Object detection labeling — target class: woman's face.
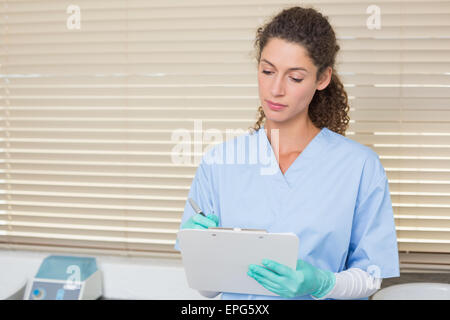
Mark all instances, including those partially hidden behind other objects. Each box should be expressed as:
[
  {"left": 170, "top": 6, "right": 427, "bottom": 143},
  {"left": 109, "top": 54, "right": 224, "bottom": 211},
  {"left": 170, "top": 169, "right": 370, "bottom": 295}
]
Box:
[{"left": 257, "top": 37, "right": 331, "bottom": 125}]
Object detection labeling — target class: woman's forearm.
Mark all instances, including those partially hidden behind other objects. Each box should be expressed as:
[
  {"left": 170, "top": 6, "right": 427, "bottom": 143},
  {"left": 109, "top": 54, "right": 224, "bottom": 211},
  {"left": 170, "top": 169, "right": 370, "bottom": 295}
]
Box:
[{"left": 314, "top": 268, "right": 382, "bottom": 300}]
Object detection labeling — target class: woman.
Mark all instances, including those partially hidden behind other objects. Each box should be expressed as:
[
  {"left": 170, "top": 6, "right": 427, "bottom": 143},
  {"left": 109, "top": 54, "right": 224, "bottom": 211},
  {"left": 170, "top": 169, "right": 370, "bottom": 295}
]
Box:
[{"left": 175, "top": 6, "right": 399, "bottom": 300}]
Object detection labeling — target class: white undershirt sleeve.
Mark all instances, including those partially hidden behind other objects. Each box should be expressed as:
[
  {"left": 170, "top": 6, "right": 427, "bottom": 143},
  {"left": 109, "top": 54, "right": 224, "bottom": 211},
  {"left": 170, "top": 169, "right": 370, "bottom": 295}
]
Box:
[{"left": 313, "top": 268, "right": 382, "bottom": 300}]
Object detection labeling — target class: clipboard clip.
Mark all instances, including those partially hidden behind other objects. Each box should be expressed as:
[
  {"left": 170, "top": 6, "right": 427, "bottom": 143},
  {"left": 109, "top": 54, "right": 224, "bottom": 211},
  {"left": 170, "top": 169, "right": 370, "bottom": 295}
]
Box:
[{"left": 209, "top": 227, "right": 267, "bottom": 233}]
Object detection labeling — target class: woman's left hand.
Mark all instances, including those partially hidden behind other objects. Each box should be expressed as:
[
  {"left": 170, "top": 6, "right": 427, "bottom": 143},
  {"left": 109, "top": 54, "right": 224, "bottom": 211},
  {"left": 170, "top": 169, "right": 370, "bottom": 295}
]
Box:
[{"left": 247, "top": 259, "right": 336, "bottom": 298}]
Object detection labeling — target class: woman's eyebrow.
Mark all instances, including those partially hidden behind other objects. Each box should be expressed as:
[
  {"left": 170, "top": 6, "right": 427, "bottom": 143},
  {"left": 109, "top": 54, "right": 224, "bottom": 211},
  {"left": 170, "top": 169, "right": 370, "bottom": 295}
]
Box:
[{"left": 261, "top": 58, "right": 308, "bottom": 73}]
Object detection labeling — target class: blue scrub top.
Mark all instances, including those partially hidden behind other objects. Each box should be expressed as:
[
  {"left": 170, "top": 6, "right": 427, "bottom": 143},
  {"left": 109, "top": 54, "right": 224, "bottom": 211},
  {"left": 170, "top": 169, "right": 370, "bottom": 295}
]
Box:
[{"left": 175, "top": 125, "right": 400, "bottom": 300}]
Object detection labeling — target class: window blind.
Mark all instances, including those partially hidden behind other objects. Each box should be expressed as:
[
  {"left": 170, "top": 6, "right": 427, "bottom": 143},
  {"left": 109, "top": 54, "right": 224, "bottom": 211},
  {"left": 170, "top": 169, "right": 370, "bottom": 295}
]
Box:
[{"left": 1, "top": 0, "right": 449, "bottom": 269}]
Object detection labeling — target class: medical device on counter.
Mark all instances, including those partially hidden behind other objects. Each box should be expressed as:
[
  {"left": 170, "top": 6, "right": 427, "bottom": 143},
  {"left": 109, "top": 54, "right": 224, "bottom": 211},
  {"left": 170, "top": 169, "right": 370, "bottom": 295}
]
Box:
[{"left": 24, "top": 255, "right": 102, "bottom": 300}]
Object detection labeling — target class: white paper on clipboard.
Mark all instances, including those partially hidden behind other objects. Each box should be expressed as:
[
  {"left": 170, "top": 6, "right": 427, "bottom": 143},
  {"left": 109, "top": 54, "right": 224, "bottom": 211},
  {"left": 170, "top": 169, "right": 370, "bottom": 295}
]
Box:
[{"left": 177, "top": 228, "right": 299, "bottom": 296}]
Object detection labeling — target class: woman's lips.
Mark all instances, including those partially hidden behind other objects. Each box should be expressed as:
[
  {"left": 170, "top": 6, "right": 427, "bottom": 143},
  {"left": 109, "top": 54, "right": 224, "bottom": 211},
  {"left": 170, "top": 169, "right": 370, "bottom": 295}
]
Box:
[{"left": 266, "top": 100, "right": 287, "bottom": 111}]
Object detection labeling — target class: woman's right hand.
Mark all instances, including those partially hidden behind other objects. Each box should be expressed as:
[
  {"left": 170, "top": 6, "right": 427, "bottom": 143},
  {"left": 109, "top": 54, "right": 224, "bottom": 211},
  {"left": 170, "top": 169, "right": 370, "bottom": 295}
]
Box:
[{"left": 181, "top": 213, "right": 219, "bottom": 230}]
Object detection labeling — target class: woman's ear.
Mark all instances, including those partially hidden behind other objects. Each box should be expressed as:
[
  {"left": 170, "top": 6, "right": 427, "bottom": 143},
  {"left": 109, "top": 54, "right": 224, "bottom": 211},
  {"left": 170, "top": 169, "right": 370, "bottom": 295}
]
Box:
[{"left": 316, "top": 66, "right": 333, "bottom": 91}]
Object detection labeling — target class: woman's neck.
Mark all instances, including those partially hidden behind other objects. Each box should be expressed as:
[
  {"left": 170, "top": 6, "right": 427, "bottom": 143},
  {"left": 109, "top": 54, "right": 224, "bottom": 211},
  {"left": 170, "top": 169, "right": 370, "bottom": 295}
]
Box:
[{"left": 264, "top": 116, "right": 321, "bottom": 155}]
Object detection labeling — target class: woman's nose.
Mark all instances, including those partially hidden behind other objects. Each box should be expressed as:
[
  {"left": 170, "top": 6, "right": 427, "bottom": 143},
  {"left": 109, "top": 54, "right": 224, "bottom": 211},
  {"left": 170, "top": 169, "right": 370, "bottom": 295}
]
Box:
[{"left": 271, "top": 76, "right": 285, "bottom": 96}]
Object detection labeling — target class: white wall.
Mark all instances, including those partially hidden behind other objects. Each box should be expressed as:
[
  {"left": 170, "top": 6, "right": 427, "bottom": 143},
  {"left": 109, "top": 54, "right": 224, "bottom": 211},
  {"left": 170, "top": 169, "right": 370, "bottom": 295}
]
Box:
[{"left": 0, "top": 249, "right": 215, "bottom": 300}]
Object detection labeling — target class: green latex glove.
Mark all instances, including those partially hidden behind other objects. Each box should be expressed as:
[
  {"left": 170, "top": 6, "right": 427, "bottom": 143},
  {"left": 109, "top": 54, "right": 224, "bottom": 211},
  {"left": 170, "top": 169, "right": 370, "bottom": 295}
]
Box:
[
  {"left": 181, "top": 213, "right": 219, "bottom": 230},
  {"left": 247, "top": 259, "right": 336, "bottom": 299}
]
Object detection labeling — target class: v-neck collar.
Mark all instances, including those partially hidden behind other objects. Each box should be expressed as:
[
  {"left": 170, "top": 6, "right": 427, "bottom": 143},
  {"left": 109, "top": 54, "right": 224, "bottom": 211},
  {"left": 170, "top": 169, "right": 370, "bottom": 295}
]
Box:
[{"left": 258, "top": 124, "right": 328, "bottom": 190}]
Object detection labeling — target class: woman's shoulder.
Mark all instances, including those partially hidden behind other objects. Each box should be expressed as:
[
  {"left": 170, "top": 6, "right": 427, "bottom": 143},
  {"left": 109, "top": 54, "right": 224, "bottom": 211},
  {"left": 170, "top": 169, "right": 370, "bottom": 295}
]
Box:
[
  {"left": 322, "top": 127, "right": 381, "bottom": 163},
  {"left": 322, "top": 128, "right": 387, "bottom": 183}
]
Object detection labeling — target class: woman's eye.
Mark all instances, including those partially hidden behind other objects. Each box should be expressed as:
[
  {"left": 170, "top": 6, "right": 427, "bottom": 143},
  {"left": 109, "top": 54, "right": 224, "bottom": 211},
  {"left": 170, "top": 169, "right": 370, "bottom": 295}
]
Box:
[{"left": 262, "top": 70, "right": 302, "bottom": 83}]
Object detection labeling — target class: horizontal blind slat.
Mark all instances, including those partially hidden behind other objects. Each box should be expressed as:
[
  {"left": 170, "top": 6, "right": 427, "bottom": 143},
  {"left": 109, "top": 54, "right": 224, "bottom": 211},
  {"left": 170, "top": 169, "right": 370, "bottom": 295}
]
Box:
[{"left": 0, "top": 0, "right": 443, "bottom": 13}]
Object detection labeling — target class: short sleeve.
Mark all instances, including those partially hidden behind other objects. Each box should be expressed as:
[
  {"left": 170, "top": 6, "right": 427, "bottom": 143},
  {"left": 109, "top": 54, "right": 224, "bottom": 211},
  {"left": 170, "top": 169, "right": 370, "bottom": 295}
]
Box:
[
  {"left": 173, "top": 152, "right": 219, "bottom": 251},
  {"left": 346, "top": 151, "right": 400, "bottom": 279}
]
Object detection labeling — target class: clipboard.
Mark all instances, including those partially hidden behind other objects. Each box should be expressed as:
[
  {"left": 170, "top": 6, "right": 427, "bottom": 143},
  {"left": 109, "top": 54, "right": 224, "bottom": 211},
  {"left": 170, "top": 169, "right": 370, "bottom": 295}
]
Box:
[{"left": 177, "top": 228, "right": 299, "bottom": 296}]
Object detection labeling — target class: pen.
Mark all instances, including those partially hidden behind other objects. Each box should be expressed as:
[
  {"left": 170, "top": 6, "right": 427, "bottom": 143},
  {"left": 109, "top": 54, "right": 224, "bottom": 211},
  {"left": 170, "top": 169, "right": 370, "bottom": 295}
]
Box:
[{"left": 188, "top": 198, "right": 206, "bottom": 217}]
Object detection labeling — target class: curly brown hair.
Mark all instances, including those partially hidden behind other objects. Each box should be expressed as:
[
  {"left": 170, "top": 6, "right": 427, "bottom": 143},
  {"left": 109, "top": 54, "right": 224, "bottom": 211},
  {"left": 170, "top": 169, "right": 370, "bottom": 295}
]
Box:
[{"left": 248, "top": 6, "right": 350, "bottom": 136}]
